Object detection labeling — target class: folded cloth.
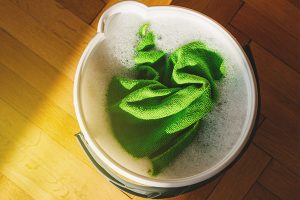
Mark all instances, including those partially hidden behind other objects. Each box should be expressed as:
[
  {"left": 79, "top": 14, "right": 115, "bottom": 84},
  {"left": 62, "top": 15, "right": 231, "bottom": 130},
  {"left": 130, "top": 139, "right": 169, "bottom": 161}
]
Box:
[{"left": 107, "top": 23, "right": 225, "bottom": 175}]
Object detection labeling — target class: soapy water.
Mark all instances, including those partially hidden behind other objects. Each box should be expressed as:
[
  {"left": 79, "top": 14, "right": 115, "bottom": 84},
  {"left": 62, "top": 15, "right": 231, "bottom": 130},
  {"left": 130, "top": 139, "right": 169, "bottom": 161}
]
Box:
[{"left": 80, "top": 12, "right": 250, "bottom": 179}]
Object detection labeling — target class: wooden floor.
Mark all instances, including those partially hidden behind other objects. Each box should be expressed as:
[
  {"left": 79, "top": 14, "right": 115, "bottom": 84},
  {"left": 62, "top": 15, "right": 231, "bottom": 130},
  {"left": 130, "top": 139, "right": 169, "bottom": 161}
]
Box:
[{"left": 0, "top": 0, "right": 299, "bottom": 199}]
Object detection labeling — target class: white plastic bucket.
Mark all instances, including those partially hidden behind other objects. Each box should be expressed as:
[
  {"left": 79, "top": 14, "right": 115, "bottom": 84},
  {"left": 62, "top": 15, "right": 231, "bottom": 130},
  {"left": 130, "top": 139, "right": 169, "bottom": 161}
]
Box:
[{"left": 74, "top": 1, "right": 258, "bottom": 198}]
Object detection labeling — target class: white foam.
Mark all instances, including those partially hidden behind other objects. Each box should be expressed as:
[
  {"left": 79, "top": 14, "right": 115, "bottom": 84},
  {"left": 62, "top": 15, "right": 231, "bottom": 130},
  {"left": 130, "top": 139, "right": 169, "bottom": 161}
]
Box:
[{"left": 80, "top": 12, "right": 250, "bottom": 179}]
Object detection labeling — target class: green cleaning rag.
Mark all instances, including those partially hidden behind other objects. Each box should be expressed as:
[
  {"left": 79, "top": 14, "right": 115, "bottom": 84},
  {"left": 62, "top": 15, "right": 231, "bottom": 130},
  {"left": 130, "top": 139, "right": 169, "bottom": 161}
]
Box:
[{"left": 106, "top": 23, "right": 225, "bottom": 175}]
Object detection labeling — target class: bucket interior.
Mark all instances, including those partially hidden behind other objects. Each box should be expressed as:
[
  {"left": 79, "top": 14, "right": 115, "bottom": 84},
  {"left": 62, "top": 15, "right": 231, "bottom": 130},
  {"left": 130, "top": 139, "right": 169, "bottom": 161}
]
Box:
[{"left": 76, "top": 5, "right": 256, "bottom": 183}]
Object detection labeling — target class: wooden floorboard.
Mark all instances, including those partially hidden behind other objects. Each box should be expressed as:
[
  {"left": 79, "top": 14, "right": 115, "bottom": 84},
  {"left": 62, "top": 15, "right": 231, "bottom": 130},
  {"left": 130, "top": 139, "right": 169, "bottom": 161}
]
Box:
[
  {"left": 185, "top": 177, "right": 222, "bottom": 200},
  {"left": 243, "top": 183, "right": 279, "bottom": 200},
  {"left": 250, "top": 42, "right": 300, "bottom": 105},
  {"left": 0, "top": 63, "right": 86, "bottom": 163},
  {"left": 1, "top": 0, "right": 299, "bottom": 199},
  {"left": 288, "top": 0, "right": 300, "bottom": 9},
  {"left": 0, "top": 1, "right": 81, "bottom": 80},
  {"left": 231, "top": 3, "right": 300, "bottom": 72},
  {"left": 172, "top": 0, "right": 243, "bottom": 26},
  {"left": 0, "top": 174, "right": 33, "bottom": 200},
  {"left": 260, "top": 78, "right": 299, "bottom": 134},
  {"left": 200, "top": 0, "right": 243, "bottom": 26},
  {"left": 0, "top": 29, "right": 75, "bottom": 117},
  {"left": 258, "top": 160, "right": 300, "bottom": 200},
  {"left": 245, "top": 0, "right": 300, "bottom": 40},
  {"left": 171, "top": 0, "right": 212, "bottom": 14},
  {"left": 206, "top": 144, "right": 271, "bottom": 200},
  {"left": 254, "top": 119, "right": 300, "bottom": 176},
  {"left": 169, "top": 176, "right": 222, "bottom": 200},
  {"left": 56, "top": 0, "right": 106, "bottom": 24},
  {"left": 10, "top": 0, "right": 96, "bottom": 50},
  {"left": 0, "top": 99, "right": 129, "bottom": 200},
  {"left": 226, "top": 25, "right": 250, "bottom": 46}
]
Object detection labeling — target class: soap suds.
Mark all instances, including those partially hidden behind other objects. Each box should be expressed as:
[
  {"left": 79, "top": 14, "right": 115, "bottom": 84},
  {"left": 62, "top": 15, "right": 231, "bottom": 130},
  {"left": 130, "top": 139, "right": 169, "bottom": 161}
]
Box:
[{"left": 80, "top": 12, "right": 250, "bottom": 179}]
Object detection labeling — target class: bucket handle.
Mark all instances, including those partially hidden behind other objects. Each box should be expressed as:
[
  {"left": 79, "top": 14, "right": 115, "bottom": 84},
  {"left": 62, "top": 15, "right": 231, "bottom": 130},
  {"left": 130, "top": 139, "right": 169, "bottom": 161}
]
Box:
[{"left": 97, "top": 1, "right": 148, "bottom": 33}]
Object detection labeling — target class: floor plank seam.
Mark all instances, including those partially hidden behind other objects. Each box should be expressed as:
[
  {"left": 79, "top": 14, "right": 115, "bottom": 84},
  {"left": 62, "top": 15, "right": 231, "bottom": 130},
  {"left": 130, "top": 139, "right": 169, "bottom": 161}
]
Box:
[
  {"left": 245, "top": 38, "right": 252, "bottom": 47},
  {"left": 254, "top": 154, "right": 273, "bottom": 183},
  {"left": 0, "top": 27, "right": 74, "bottom": 82},
  {"left": 242, "top": 0, "right": 300, "bottom": 41},
  {"left": 240, "top": 180, "right": 257, "bottom": 200},
  {"left": 89, "top": 1, "right": 107, "bottom": 26},
  {"left": 229, "top": 25, "right": 300, "bottom": 75},
  {"left": 8, "top": 0, "right": 92, "bottom": 54},
  {"left": 238, "top": 143, "right": 273, "bottom": 199},
  {"left": 204, "top": 174, "right": 225, "bottom": 200},
  {"left": 240, "top": 177, "right": 280, "bottom": 200},
  {"left": 0, "top": 97, "right": 106, "bottom": 188},
  {"left": 248, "top": 4, "right": 300, "bottom": 41},
  {"left": 257, "top": 115, "right": 266, "bottom": 129},
  {"left": 226, "top": 0, "right": 245, "bottom": 26},
  {"left": 261, "top": 80, "right": 299, "bottom": 108},
  {"left": 1, "top": 1, "right": 299, "bottom": 199},
  {"left": 55, "top": 0, "right": 106, "bottom": 24},
  {"left": 0, "top": 90, "right": 82, "bottom": 164},
  {"left": 253, "top": 114, "right": 266, "bottom": 131},
  {"left": 253, "top": 118, "right": 300, "bottom": 177},
  {"left": 229, "top": 24, "right": 252, "bottom": 45},
  {"left": 271, "top": 158, "right": 300, "bottom": 178},
  {"left": 10, "top": 1, "right": 55, "bottom": 29},
  {"left": 0, "top": 64, "right": 77, "bottom": 122},
  {"left": 251, "top": 142, "right": 274, "bottom": 161},
  {"left": 257, "top": 181, "right": 281, "bottom": 199}
]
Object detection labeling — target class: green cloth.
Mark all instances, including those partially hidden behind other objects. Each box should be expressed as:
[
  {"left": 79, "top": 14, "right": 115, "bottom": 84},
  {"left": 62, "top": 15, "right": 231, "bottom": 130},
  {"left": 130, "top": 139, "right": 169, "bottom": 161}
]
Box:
[{"left": 106, "top": 24, "right": 225, "bottom": 175}]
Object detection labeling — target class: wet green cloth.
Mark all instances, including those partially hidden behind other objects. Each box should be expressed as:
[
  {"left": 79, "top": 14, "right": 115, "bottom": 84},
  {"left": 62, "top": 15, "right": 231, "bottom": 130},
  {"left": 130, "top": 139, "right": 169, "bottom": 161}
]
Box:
[{"left": 107, "top": 24, "right": 225, "bottom": 175}]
